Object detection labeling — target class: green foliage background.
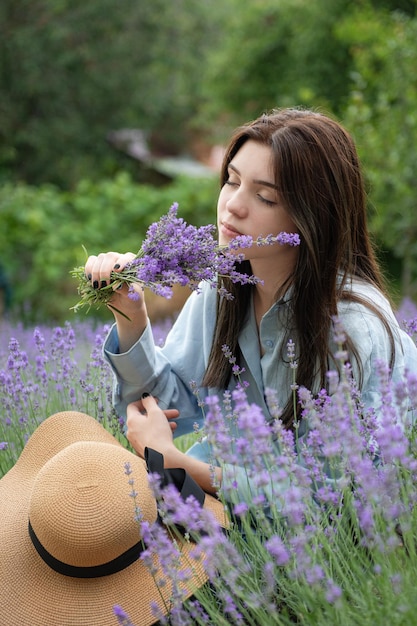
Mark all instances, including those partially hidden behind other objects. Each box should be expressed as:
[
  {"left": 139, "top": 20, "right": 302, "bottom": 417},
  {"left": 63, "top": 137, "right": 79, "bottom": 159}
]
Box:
[
  {"left": 0, "top": 174, "right": 218, "bottom": 323},
  {"left": 0, "top": 0, "right": 416, "bottom": 322}
]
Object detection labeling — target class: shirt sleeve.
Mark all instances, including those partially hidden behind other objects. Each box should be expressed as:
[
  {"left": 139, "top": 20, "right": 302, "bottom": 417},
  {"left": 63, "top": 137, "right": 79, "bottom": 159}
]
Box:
[{"left": 103, "top": 283, "right": 218, "bottom": 436}]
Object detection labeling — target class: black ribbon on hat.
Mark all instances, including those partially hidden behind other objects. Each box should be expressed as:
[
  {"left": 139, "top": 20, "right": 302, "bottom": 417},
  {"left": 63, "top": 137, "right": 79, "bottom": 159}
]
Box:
[
  {"left": 28, "top": 520, "right": 144, "bottom": 579},
  {"left": 28, "top": 447, "right": 206, "bottom": 578},
  {"left": 145, "top": 446, "right": 205, "bottom": 506},
  {"left": 145, "top": 446, "right": 207, "bottom": 534}
]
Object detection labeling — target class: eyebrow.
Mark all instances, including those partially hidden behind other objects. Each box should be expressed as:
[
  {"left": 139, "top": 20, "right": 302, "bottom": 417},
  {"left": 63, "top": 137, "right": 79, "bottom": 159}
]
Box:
[{"left": 228, "top": 163, "right": 279, "bottom": 190}]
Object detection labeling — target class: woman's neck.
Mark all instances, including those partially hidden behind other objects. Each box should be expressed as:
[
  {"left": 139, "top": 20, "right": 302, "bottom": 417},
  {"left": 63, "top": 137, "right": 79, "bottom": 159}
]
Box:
[
  {"left": 250, "top": 259, "right": 292, "bottom": 322},
  {"left": 253, "top": 287, "right": 272, "bottom": 329}
]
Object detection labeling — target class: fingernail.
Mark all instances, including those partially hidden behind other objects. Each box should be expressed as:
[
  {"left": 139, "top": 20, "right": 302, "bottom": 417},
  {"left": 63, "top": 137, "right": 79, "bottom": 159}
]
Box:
[
  {"left": 100, "top": 280, "right": 107, "bottom": 288},
  {"left": 114, "top": 263, "right": 121, "bottom": 269},
  {"left": 93, "top": 280, "right": 99, "bottom": 289},
  {"left": 87, "top": 273, "right": 92, "bottom": 281},
  {"left": 141, "top": 392, "right": 150, "bottom": 399}
]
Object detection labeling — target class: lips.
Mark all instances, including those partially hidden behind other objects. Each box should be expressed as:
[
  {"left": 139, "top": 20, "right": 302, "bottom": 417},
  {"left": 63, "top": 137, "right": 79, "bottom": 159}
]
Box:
[{"left": 220, "top": 221, "right": 243, "bottom": 238}]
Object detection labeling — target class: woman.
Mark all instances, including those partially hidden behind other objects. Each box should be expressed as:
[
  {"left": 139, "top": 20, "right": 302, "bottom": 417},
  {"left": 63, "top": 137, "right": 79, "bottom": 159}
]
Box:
[{"left": 85, "top": 108, "right": 417, "bottom": 501}]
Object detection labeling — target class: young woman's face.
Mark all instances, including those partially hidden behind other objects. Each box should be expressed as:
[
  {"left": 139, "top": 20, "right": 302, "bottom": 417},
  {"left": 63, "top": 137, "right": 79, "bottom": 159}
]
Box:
[{"left": 217, "top": 140, "right": 298, "bottom": 263}]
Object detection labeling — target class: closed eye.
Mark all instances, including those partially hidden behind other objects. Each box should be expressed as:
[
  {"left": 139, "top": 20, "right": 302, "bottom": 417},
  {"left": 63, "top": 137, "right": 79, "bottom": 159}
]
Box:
[{"left": 258, "top": 195, "right": 276, "bottom": 207}]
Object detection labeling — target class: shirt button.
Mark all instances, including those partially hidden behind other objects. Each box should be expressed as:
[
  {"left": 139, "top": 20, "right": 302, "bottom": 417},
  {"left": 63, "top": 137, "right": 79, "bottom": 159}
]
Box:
[{"left": 264, "top": 339, "right": 274, "bottom": 349}]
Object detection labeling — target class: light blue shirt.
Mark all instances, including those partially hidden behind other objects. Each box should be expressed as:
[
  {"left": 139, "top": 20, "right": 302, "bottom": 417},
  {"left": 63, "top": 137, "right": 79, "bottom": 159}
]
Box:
[{"left": 104, "top": 279, "right": 417, "bottom": 503}]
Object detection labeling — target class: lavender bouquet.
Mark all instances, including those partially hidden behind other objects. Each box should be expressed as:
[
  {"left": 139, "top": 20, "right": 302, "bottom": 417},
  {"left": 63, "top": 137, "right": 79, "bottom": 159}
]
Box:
[{"left": 71, "top": 202, "right": 300, "bottom": 315}]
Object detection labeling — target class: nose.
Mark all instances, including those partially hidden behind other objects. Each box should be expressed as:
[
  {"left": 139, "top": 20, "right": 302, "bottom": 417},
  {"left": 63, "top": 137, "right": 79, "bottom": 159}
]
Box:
[{"left": 225, "top": 186, "right": 248, "bottom": 217}]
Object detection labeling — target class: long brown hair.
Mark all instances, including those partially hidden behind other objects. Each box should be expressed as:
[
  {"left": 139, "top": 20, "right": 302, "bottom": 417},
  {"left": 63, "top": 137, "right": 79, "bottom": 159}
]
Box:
[{"left": 203, "top": 108, "right": 394, "bottom": 428}]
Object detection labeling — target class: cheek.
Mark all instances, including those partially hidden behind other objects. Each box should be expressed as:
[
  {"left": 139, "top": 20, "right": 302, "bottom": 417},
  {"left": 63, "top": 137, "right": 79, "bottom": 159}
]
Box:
[
  {"left": 286, "top": 215, "right": 298, "bottom": 234},
  {"left": 275, "top": 209, "right": 298, "bottom": 235},
  {"left": 216, "top": 188, "right": 227, "bottom": 220}
]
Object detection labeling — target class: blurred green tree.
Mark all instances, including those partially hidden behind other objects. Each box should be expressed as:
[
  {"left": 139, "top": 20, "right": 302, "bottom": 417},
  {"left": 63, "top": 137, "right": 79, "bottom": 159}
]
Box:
[
  {"left": 195, "top": 0, "right": 416, "bottom": 138},
  {"left": 341, "top": 6, "right": 417, "bottom": 296},
  {"left": 0, "top": 0, "right": 227, "bottom": 187},
  {"left": 195, "top": 0, "right": 357, "bottom": 137}
]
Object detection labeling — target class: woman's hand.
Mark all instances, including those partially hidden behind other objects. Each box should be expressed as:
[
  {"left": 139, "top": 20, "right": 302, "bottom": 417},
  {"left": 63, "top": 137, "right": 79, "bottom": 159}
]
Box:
[
  {"left": 126, "top": 394, "right": 179, "bottom": 460},
  {"left": 84, "top": 251, "right": 148, "bottom": 351},
  {"left": 85, "top": 251, "right": 135, "bottom": 290},
  {"left": 128, "top": 393, "right": 222, "bottom": 493}
]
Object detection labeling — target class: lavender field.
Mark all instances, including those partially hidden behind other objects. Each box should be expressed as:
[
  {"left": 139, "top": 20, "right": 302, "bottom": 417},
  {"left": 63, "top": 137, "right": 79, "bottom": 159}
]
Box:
[
  {"left": 2, "top": 302, "right": 417, "bottom": 625},
  {"left": 0, "top": 316, "right": 174, "bottom": 474}
]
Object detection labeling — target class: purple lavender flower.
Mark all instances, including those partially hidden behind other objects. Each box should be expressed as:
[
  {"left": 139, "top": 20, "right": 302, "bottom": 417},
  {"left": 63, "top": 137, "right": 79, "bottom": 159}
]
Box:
[
  {"left": 396, "top": 297, "right": 417, "bottom": 340},
  {"left": 128, "top": 203, "right": 263, "bottom": 300},
  {"left": 185, "top": 599, "right": 210, "bottom": 623},
  {"left": 325, "top": 580, "right": 342, "bottom": 604},
  {"left": 204, "top": 394, "right": 238, "bottom": 467},
  {"left": 233, "top": 502, "right": 249, "bottom": 517},
  {"left": 113, "top": 605, "right": 135, "bottom": 626},
  {"left": 71, "top": 202, "right": 300, "bottom": 312},
  {"left": 221, "top": 344, "right": 246, "bottom": 379},
  {"left": 403, "top": 317, "right": 417, "bottom": 342},
  {"left": 139, "top": 518, "right": 201, "bottom": 620},
  {"left": 265, "top": 534, "right": 291, "bottom": 566}
]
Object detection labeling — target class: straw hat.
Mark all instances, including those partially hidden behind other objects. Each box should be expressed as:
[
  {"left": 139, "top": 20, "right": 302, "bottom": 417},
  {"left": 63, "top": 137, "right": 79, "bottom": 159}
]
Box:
[{"left": 0, "top": 411, "right": 228, "bottom": 626}]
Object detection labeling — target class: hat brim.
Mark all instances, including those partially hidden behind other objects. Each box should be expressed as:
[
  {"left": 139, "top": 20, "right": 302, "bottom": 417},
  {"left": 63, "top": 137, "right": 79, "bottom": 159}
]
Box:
[{"left": 0, "top": 411, "right": 222, "bottom": 625}]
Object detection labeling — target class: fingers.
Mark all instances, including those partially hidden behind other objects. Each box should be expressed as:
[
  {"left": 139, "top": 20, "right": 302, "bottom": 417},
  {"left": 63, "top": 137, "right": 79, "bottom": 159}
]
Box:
[
  {"left": 84, "top": 252, "right": 135, "bottom": 288},
  {"left": 126, "top": 394, "right": 178, "bottom": 458},
  {"left": 131, "top": 394, "right": 180, "bottom": 420},
  {"left": 140, "top": 393, "right": 179, "bottom": 418},
  {"left": 138, "top": 392, "right": 158, "bottom": 412}
]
